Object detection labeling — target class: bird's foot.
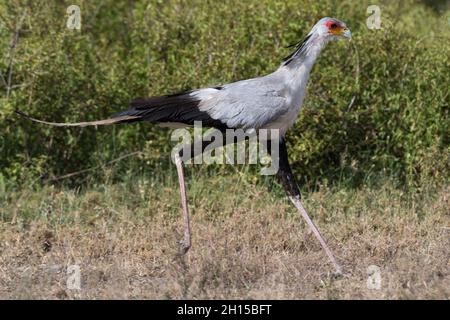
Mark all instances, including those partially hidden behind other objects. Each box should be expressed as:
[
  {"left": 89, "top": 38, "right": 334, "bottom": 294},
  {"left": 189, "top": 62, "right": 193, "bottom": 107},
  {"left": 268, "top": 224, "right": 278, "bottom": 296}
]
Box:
[
  {"left": 332, "top": 263, "right": 344, "bottom": 277},
  {"left": 177, "top": 240, "right": 191, "bottom": 256},
  {"left": 331, "top": 268, "right": 344, "bottom": 279}
]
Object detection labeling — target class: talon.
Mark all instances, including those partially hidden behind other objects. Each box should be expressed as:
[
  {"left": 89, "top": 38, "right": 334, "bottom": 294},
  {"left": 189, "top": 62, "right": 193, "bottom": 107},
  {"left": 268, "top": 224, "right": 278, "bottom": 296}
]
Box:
[
  {"left": 178, "top": 240, "right": 191, "bottom": 255},
  {"left": 331, "top": 268, "right": 344, "bottom": 279}
]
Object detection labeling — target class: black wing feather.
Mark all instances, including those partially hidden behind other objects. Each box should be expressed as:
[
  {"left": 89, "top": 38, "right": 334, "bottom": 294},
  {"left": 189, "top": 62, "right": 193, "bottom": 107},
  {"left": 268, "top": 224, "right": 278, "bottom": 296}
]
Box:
[{"left": 111, "top": 90, "right": 228, "bottom": 129}]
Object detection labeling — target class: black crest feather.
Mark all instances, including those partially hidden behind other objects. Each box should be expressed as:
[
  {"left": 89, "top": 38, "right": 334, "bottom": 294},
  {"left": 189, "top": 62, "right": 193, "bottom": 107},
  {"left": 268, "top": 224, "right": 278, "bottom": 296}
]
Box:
[{"left": 282, "top": 34, "right": 312, "bottom": 66}]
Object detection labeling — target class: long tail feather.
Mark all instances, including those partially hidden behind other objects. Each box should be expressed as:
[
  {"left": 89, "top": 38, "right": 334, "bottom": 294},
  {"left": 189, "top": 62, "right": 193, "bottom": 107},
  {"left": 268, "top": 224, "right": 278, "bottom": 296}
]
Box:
[{"left": 14, "top": 110, "right": 140, "bottom": 127}]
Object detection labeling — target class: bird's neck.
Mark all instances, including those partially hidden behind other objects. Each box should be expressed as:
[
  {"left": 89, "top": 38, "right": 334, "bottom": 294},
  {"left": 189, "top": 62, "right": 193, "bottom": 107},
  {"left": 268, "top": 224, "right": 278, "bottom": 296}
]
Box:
[
  {"left": 286, "top": 42, "right": 325, "bottom": 70},
  {"left": 278, "top": 35, "right": 328, "bottom": 97}
]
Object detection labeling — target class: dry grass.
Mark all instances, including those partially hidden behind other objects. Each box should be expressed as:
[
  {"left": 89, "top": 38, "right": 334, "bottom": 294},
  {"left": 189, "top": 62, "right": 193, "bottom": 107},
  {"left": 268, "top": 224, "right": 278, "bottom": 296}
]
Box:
[{"left": 0, "top": 175, "right": 449, "bottom": 299}]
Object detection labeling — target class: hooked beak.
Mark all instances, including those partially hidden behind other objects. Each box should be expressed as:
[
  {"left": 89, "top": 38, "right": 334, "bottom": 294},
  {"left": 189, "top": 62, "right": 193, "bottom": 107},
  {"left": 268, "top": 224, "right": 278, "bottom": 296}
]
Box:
[{"left": 342, "top": 28, "right": 352, "bottom": 39}]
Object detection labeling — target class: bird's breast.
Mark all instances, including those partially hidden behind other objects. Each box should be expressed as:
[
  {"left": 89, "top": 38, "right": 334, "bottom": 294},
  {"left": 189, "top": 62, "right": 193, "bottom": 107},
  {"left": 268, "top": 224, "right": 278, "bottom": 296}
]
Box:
[
  {"left": 263, "top": 71, "right": 310, "bottom": 136},
  {"left": 263, "top": 104, "right": 302, "bottom": 136}
]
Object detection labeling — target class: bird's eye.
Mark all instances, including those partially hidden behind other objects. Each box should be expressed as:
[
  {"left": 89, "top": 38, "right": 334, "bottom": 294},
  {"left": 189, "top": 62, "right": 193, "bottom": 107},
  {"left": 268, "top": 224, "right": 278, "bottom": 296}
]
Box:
[{"left": 330, "top": 23, "right": 338, "bottom": 29}]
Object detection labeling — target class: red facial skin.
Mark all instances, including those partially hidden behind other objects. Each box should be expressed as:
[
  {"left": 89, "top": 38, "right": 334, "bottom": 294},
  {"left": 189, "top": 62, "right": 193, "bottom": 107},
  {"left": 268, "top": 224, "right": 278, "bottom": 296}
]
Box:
[{"left": 325, "top": 20, "right": 344, "bottom": 35}]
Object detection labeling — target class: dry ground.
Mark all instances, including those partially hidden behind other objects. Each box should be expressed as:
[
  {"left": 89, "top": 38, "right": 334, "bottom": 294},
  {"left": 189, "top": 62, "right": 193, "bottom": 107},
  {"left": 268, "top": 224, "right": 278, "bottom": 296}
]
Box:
[{"left": 0, "top": 175, "right": 449, "bottom": 299}]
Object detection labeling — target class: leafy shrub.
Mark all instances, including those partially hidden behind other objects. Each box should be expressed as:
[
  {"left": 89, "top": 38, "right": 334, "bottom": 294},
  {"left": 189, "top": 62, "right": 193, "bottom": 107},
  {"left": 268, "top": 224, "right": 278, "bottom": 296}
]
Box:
[{"left": 0, "top": 0, "right": 448, "bottom": 188}]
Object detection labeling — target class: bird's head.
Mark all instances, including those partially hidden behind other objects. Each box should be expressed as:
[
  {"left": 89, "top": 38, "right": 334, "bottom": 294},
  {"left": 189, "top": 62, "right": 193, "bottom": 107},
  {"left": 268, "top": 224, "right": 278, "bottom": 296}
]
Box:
[
  {"left": 311, "top": 17, "right": 352, "bottom": 41},
  {"left": 282, "top": 17, "right": 351, "bottom": 66}
]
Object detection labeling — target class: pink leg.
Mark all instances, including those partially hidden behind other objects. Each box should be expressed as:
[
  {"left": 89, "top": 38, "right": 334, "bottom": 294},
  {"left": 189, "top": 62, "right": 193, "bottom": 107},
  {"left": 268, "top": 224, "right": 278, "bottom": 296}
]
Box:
[
  {"left": 289, "top": 195, "right": 342, "bottom": 274},
  {"left": 174, "top": 153, "right": 191, "bottom": 255}
]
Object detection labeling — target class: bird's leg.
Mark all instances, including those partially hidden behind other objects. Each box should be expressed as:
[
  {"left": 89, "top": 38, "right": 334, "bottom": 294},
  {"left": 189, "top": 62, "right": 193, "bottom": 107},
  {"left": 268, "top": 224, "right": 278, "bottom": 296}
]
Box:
[
  {"left": 269, "top": 139, "right": 343, "bottom": 274},
  {"left": 174, "top": 151, "right": 191, "bottom": 255},
  {"left": 173, "top": 139, "right": 220, "bottom": 255},
  {"left": 289, "top": 195, "right": 342, "bottom": 275}
]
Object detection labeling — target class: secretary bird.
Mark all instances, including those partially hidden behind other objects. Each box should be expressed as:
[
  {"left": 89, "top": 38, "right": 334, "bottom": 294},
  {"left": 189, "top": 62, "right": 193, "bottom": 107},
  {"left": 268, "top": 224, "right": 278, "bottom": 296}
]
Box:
[{"left": 16, "top": 17, "right": 352, "bottom": 274}]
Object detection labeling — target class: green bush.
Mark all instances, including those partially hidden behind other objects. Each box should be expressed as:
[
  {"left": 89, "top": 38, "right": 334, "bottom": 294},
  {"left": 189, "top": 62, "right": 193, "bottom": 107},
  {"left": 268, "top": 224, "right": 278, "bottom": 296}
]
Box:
[{"left": 0, "top": 0, "right": 448, "bottom": 188}]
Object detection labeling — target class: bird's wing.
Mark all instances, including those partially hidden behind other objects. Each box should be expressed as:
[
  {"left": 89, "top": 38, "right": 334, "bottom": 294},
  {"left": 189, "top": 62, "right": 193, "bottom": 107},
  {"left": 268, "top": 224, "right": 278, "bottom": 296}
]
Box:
[
  {"left": 111, "top": 88, "right": 229, "bottom": 129},
  {"left": 197, "top": 77, "right": 289, "bottom": 129},
  {"left": 113, "top": 76, "right": 289, "bottom": 130}
]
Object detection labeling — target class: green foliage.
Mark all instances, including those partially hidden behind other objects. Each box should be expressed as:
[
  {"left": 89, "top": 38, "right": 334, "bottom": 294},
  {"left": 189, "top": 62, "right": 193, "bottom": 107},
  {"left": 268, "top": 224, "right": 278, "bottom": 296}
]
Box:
[{"left": 0, "top": 0, "right": 448, "bottom": 188}]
